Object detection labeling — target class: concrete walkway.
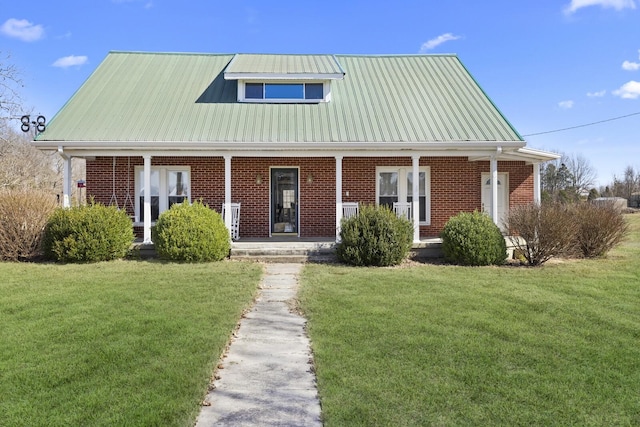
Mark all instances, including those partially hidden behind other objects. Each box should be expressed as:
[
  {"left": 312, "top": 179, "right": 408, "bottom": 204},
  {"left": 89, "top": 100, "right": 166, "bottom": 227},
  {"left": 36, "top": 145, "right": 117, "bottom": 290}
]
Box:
[{"left": 195, "top": 263, "right": 322, "bottom": 427}]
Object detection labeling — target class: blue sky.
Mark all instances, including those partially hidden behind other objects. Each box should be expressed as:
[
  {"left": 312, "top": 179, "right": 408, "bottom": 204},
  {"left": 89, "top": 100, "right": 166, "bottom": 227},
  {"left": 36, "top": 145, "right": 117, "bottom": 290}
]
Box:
[{"left": 2, "top": 0, "right": 639, "bottom": 187}]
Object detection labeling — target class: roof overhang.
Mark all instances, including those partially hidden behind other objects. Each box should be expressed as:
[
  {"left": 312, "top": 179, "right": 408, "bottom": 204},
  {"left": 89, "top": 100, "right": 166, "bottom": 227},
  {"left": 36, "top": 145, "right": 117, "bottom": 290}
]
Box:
[
  {"left": 468, "top": 146, "right": 560, "bottom": 163},
  {"left": 224, "top": 54, "right": 346, "bottom": 81},
  {"left": 224, "top": 72, "right": 345, "bottom": 80},
  {"left": 32, "top": 140, "right": 560, "bottom": 163}
]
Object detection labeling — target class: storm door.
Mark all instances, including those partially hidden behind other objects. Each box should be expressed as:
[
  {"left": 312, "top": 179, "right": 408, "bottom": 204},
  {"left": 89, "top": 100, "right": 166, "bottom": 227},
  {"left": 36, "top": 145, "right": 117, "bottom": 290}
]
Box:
[
  {"left": 481, "top": 172, "right": 509, "bottom": 230},
  {"left": 271, "top": 168, "right": 299, "bottom": 234}
]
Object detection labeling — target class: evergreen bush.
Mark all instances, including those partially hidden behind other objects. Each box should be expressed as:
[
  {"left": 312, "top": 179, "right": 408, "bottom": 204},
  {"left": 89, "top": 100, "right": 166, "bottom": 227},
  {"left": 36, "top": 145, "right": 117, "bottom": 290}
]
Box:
[
  {"left": 43, "top": 202, "right": 134, "bottom": 262},
  {"left": 440, "top": 211, "right": 507, "bottom": 266},
  {"left": 336, "top": 204, "right": 413, "bottom": 267},
  {"left": 153, "top": 200, "right": 230, "bottom": 262}
]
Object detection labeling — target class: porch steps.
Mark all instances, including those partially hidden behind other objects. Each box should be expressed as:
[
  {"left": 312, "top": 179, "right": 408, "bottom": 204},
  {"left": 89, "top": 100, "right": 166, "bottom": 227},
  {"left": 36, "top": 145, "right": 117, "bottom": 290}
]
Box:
[
  {"left": 230, "top": 241, "right": 337, "bottom": 263},
  {"left": 131, "top": 239, "right": 445, "bottom": 263}
]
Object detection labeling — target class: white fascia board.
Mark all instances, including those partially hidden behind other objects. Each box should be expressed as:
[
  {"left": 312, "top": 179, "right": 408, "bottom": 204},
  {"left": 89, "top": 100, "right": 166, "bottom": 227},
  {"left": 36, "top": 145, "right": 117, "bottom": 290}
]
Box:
[
  {"left": 46, "top": 143, "right": 525, "bottom": 160},
  {"left": 58, "top": 149, "right": 529, "bottom": 159},
  {"left": 517, "top": 147, "right": 561, "bottom": 161},
  {"left": 34, "top": 140, "right": 525, "bottom": 152},
  {"left": 224, "top": 72, "right": 345, "bottom": 80},
  {"left": 468, "top": 147, "right": 561, "bottom": 164},
  {"left": 469, "top": 148, "right": 560, "bottom": 163}
]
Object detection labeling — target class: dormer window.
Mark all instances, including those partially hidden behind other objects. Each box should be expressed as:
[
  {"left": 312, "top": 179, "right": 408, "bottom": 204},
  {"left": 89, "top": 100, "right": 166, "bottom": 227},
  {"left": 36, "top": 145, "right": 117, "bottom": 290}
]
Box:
[
  {"left": 244, "top": 82, "right": 325, "bottom": 101},
  {"left": 224, "top": 54, "right": 345, "bottom": 104}
]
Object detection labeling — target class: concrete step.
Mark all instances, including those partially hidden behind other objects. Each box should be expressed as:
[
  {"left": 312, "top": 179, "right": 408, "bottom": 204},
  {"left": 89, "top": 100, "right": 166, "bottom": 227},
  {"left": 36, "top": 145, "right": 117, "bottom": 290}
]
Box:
[
  {"left": 131, "top": 239, "right": 444, "bottom": 263},
  {"left": 230, "top": 241, "right": 336, "bottom": 263}
]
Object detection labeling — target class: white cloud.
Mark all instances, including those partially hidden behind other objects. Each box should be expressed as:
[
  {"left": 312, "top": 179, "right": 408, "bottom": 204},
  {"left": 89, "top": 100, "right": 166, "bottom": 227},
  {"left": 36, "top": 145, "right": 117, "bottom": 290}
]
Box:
[
  {"left": 587, "top": 90, "right": 607, "bottom": 97},
  {"left": 621, "top": 50, "right": 640, "bottom": 71},
  {"left": 564, "top": 0, "right": 636, "bottom": 14},
  {"left": 0, "top": 18, "right": 44, "bottom": 42},
  {"left": 419, "top": 33, "right": 462, "bottom": 53},
  {"left": 613, "top": 80, "right": 640, "bottom": 99},
  {"left": 52, "top": 55, "right": 88, "bottom": 68},
  {"left": 559, "top": 100, "right": 575, "bottom": 109}
]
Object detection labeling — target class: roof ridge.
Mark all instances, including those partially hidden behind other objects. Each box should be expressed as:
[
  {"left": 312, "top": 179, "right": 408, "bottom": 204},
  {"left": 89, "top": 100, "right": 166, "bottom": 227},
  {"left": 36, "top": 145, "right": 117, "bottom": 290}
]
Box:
[
  {"left": 106, "top": 51, "right": 459, "bottom": 58},
  {"left": 108, "top": 50, "right": 233, "bottom": 57}
]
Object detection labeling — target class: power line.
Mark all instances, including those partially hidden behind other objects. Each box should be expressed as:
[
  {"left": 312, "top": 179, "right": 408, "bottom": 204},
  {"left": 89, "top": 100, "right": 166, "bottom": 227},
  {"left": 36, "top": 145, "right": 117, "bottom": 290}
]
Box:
[{"left": 522, "top": 111, "right": 640, "bottom": 137}]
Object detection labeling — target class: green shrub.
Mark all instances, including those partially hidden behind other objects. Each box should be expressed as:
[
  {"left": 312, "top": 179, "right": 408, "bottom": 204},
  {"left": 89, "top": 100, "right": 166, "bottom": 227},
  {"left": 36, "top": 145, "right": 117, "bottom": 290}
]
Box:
[
  {"left": 153, "top": 200, "right": 230, "bottom": 262},
  {"left": 0, "top": 189, "right": 58, "bottom": 261},
  {"left": 336, "top": 204, "right": 413, "bottom": 267},
  {"left": 440, "top": 211, "right": 507, "bottom": 266},
  {"left": 43, "top": 202, "right": 134, "bottom": 262}
]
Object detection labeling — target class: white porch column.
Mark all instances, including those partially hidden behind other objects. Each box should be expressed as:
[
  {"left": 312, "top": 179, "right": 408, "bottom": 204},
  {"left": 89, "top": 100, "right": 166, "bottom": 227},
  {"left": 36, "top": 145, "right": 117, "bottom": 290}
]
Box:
[
  {"left": 143, "top": 155, "right": 152, "bottom": 244},
  {"left": 533, "top": 162, "right": 541, "bottom": 204},
  {"left": 59, "top": 148, "right": 72, "bottom": 208},
  {"left": 411, "top": 155, "right": 420, "bottom": 243},
  {"left": 490, "top": 155, "right": 499, "bottom": 226},
  {"left": 335, "top": 155, "right": 343, "bottom": 243},
  {"left": 224, "top": 155, "right": 232, "bottom": 235}
]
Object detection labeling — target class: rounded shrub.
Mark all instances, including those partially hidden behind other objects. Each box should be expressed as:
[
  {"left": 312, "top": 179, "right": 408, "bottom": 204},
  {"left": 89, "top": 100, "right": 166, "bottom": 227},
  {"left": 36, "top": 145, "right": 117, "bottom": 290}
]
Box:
[
  {"left": 336, "top": 204, "right": 413, "bottom": 267},
  {"left": 153, "top": 200, "right": 230, "bottom": 262},
  {"left": 43, "top": 202, "right": 134, "bottom": 262},
  {"left": 440, "top": 211, "right": 507, "bottom": 266}
]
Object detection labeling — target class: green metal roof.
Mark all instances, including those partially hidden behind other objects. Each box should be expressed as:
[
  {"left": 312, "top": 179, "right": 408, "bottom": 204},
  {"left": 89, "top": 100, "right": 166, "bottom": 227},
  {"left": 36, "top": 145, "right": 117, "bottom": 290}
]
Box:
[{"left": 38, "top": 52, "right": 524, "bottom": 144}]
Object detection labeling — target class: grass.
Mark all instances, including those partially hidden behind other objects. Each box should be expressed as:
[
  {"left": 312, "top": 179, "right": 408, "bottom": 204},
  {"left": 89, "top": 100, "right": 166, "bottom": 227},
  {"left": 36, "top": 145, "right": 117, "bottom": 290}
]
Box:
[
  {"left": 299, "top": 214, "right": 640, "bottom": 426},
  {"left": 0, "top": 260, "right": 262, "bottom": 427}
]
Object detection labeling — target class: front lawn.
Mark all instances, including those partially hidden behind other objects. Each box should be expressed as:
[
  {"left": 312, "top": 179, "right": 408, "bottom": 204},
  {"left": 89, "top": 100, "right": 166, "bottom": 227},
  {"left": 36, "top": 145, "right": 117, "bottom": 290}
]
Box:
[
  {"left": 0, "top": 260, "right": 262, "bottom": 427},
  {"left": 300, "top": 215, "right": 640, "bottom": 426}
]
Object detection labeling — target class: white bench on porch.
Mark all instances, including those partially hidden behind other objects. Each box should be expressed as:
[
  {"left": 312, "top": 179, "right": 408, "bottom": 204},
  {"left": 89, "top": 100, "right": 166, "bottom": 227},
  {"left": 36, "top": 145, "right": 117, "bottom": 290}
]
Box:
[
  {"left": 342, "top": 202, "right": 359, "bottom": 219},
  {"left": 393, "top": 202, "right": 412, "bottom": 220},
  {"left": 222, "top": 202, "right": 241, "bottom": 241}
]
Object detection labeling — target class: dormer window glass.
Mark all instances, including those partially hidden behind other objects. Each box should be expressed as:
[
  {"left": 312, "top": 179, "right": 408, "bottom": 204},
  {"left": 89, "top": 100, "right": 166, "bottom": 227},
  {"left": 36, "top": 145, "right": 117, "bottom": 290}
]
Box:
[
  {"left": 244, "top": 82, "right": 324, "bottom": 100},
  {"left": 245, "top": 83, "right": 263, "bottom": 99}
]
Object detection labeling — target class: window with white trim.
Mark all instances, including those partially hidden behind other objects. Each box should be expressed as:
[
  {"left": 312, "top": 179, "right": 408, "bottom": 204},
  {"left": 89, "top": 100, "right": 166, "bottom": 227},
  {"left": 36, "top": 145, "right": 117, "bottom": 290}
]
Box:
[
  {"left": 135, "top": 166, "right": 190, "bottom": 222},
  {"left": 239, "top": 81, "right": 329, "bottom": 103},
  {"left": 376, "top": 166, "right": 431, "bottom": 224}
]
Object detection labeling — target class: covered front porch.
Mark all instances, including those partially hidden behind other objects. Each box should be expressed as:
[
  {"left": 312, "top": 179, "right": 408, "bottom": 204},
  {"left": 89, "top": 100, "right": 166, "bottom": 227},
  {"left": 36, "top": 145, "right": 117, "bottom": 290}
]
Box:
[{"left": 55, "top": 145, "right": 557, "bottom": 245}]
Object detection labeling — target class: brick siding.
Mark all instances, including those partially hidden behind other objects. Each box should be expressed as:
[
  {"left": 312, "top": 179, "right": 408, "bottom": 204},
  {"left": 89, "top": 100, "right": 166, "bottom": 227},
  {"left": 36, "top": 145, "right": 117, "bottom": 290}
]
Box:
[{"left": 86, "top": 156, "right": 533, "bottom": 239}]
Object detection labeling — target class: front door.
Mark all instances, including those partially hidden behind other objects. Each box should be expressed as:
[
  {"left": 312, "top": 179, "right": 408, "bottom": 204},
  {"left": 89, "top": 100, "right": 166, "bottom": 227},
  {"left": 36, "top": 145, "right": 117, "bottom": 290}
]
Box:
[
  {"left": 481, "top": 172, "right": 508, "bottom": 229},
  {"left": 271, "top": 168, "right": 299, "bottom": 235}
]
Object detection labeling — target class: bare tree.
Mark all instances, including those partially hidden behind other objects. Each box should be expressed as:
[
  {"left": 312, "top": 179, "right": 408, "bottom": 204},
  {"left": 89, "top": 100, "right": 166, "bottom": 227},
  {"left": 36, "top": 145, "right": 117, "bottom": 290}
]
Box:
[
  {"left": 0, "top": 52, "right": 23, "bottom": 121},
  {"left": 0, "top": 127, "right": 59, "bottom": 190},
  {"left": 541, "top": 151, "right": 598, "bottom": 202},
  {"left": 0, "top": 52, "right": 86, "bottom": 201},
  {"left": 564, "top": 153, "right": 597, "bottom": 195},
  {"left": 611, "top": 166, "right": 639, "bottom": 201}
]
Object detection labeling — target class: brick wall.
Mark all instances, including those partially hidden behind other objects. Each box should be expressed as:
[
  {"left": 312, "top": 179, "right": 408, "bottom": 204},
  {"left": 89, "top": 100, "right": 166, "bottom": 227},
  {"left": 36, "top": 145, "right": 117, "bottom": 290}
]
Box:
[{"left": 87, "top": 156, "right": 533, "bottom": 239}]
